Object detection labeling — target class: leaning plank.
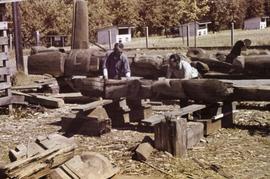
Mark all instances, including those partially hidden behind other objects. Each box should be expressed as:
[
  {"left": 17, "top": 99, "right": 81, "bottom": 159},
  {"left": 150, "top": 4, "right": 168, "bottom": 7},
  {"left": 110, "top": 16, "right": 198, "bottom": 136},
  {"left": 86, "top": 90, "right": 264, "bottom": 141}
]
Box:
[
  {"left": 0, "top": 146, "right": 75, "bottom": 179},
  {"left": 72, "top": 99, "right": 112, "bottom": 112},
  {"left": 12, "top": 91, "right": 65, "bottom": 108}
]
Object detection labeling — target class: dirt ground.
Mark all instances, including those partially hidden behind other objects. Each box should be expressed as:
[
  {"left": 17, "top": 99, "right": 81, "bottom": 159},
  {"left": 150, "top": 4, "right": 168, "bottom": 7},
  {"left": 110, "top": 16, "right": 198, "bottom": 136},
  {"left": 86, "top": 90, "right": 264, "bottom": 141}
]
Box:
[{"left": 0, "top": 102, "right": 269, "bottom": 179}]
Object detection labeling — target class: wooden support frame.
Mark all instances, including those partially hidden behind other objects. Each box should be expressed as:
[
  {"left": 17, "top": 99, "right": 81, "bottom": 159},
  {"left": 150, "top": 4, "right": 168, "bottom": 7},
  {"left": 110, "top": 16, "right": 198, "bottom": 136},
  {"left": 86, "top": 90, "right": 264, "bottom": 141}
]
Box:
[{"left": 0, "top": 6, "right": 12, "bottom": 113}]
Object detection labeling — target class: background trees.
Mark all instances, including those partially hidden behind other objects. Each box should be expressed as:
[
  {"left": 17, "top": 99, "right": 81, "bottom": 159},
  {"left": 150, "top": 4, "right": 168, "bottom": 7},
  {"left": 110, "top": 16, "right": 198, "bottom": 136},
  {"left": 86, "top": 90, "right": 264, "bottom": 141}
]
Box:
[{"left": 5, "top": 0, "right": 270, "bottom": 46}]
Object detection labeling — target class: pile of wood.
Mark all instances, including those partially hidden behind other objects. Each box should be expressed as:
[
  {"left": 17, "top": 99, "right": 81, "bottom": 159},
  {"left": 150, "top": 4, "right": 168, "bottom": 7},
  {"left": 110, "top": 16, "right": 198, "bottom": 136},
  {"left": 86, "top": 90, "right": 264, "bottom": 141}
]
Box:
[{"left": 0, "top": 133, "right": 120, "bottom": 179}]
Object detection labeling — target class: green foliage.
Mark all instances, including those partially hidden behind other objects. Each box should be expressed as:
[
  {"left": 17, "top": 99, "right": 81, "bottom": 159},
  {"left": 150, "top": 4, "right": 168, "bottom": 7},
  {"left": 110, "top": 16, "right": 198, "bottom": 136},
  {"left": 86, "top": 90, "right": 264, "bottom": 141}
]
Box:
[
  {"left": 4, "top": 0, "right": 268, "bottom": 46},
  {"left": 246, "top": 0, "right": 265, "bottom": 19}
]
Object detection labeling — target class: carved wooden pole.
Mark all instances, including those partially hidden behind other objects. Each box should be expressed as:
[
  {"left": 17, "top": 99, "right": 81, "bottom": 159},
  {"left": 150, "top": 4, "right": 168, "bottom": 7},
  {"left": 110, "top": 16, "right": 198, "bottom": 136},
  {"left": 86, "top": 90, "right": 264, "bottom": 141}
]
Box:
[{"left": 71, "top": 0, "right": 89, "bottom": 49}]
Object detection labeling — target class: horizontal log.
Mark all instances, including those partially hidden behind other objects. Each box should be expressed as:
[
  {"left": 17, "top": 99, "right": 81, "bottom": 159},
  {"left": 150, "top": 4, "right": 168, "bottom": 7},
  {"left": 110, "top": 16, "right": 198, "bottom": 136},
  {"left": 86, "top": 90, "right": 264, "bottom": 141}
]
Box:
[
  {"left": 233, "top": 86, "right": 270, "bottom": 101},
  {"left": 28, "top": 51, "right": 66, "bottom": 77}
]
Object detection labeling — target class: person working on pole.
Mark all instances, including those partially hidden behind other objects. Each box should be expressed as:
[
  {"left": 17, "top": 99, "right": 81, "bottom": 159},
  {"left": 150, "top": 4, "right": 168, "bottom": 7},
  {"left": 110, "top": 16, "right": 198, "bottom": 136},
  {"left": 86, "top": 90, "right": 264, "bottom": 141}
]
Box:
[
  {"left": 103, "top": 43, "right": 131, "bottom": 80},
  {"left": 167, "top": 53, "right": 199, "bottom": 79}
]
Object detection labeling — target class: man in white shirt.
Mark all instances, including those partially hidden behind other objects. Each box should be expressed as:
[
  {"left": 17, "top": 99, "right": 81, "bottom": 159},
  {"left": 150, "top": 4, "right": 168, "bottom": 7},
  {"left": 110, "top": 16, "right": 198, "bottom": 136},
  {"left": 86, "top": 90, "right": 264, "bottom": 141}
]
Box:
[{"left": 167, "top": 54, "right": 199, "bottom": 79}]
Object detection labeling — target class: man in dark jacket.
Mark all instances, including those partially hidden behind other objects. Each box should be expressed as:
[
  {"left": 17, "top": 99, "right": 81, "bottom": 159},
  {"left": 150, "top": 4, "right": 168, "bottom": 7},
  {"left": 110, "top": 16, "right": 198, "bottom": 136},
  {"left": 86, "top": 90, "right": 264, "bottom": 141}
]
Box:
[{"left": 103, "top": 43, "right": 131, "bottom": 79}]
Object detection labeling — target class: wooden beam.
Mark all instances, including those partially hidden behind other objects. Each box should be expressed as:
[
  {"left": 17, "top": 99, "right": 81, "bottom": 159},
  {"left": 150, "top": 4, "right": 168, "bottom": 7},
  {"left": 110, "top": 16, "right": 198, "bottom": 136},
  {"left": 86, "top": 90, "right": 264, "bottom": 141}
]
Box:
[
  {"left": 0, "top": 37, "right": 8, "bottom": 45},
  {"left": 12, "top": 91, "right": 65, "bottom": 108},
  {"left": 0, "top": 52, "right": 8, "bottom": 61},
  {"left": 72, "top": 99, "right": 113, "bottom": 112}
]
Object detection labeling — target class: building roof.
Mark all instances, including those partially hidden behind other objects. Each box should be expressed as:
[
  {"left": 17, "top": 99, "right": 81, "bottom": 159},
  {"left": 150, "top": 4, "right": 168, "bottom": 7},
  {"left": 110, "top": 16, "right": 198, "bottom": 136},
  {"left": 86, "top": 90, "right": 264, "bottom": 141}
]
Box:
[
  {"left": 97, "top": 24, "right": 135, "bottom": 31},
  {"left": 0, "top": 0, "right": 23, "bottom": 4},
  {"left": 245, "top": 16, "right": 269, "bottom": 21},
  {"left": 180, "top": 21, "right": 211, "bottom": 27}
]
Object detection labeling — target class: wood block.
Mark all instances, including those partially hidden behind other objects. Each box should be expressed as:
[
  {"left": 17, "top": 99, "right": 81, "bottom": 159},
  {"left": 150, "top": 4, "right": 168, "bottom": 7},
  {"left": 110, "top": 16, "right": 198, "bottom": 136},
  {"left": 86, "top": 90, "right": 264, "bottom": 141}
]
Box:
[
  {"left": 186, "top": 122, "right": 204, "bottom": 149},
  {"left": 61, "top": 115, "right": 111, "bottom": 136},
  {"left": 0, "top": 21, "right": 8, "bottom": 30},
  {"left": 154, "top": 118, "right": 187, "bottom": 157},
  {"left": 0, "top": 96, "right": 11, "bottom": 106},
  {"left": 129, "top": 106, "right": 153, "bottom": 123}
]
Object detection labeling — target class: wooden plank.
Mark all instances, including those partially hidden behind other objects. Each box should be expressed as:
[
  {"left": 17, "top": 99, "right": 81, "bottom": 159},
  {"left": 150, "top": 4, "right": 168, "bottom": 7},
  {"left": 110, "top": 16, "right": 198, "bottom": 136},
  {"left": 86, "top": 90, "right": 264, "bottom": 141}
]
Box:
[
  {"left": 12, "top": 91, "right": 65, "bottom": 108},
  {"left": 0, "top": 21, "right": 7, "bottom": 30},
  {"left": 0, "top": 52, "right": 8, "bottom": 61},
  {"left": 0, "top": 96, "right": 11, "bottom": 106},
  {"left": 0, "top": 67, "right": 9, "bottom": 75},
  {"left": 142, "top": 104, "right": 206, "bottom": 126},
  {"left": 0, "top": 37, "right": 8, "bottom": 45},
  {"left": 0, "top": 82, "right": 10, "bottom": 90},
  {"left": 141, "top": 115, "right": 165, "bottom": 126},
  {"left": 186, "top": 122, "right": 204, "bottom": 149},
  {"left": 72, "top": 99, "right": 113, "bottom": 112},
  {"left": 11, "top": 84, "right": 43, "bottom": 90},
  {"left": 221, "top": 79, "right": 270, "bottom": 87}
]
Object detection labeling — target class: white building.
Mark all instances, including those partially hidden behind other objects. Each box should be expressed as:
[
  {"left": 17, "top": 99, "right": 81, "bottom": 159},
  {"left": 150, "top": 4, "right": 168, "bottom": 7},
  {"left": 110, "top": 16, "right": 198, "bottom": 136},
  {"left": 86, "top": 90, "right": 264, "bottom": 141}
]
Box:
[
  {"left": 97, "top": 25, "right": 133, "bottom": 45},
  {"left": 179, "top": 21, "right": 211, "bottom": 37},
  {"left": 244, "top": 17, "right": 269, "bottom": 30}
]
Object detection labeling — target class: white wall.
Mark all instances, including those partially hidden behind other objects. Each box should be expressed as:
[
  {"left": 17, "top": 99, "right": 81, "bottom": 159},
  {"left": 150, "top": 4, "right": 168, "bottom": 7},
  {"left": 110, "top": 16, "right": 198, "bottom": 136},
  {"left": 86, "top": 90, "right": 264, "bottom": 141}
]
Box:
[
  {"left": 97, "top": 27, "right": 118, "bottom": 45},
  {"left": 244, "top": 17, "right": 263, "bottom": 30}
]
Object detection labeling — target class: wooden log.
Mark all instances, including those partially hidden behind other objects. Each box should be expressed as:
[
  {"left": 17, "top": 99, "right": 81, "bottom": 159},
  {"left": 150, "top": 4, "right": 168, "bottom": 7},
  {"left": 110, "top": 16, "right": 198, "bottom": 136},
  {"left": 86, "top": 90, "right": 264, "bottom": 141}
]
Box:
[
  {"left": 12, "top": 91, "right": 65, "bottom": 108},
  {"left": 72, "top": 0, "right": 89, "bottom": 49},
  {"left": 131, "top": 55, "right": 166, "bottom": 79},
  {"left": 151, "top": 79, "right": 186, "bottom": 99},
  {"left": 72, "top": 77, "right": 104, "bottom": 97},
  {"left": 154, "top": 118, "right": 187, "bottom": 157},
  {"left": 72, "top": 99, "right": 112, "bottom": 112},
  {"left": 64, "top": 49, "right": 101, "bottom": 76},
  {"left": 1, "top": 145, "right": 75, "bottom": 179},
  {"left": 30, "top": 46, "right": 58, "bottom": 55},
  {"left": 105, "top": 79, "right": 141, "bottom": 100},
  {"left": 182, "top": 79, "right": 233, "bottom": 103},
  {"left": 233, "top": 86, "right": 270, "bottom": 101},
  {"left": 28, "top": 51, "right": 66, "bottom": 77},
  {"left": 243, "top": 55, "right": 270, "bottom": 75}
]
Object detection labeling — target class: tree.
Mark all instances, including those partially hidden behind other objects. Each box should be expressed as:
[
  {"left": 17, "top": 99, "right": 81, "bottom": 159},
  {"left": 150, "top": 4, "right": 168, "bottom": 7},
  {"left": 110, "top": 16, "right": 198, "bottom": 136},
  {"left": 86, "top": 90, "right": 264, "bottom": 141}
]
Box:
[
  {"left": 7, "top": 0, "right": 73, "bottom": 47},
  {"left": 88, "top": 0, "right": 113, "bottom": 41},
  {"left": 246, "top": 0, "right": 265, "bottom": 19}
]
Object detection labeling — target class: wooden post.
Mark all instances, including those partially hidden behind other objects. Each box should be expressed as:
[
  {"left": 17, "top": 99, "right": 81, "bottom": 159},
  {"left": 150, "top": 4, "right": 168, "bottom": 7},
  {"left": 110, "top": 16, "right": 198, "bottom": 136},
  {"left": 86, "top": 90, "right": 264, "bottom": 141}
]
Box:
[
  {"left": 231, "top": 22, "right": 234, "bottom": 47},
  {"left": 35, "top": 31, "right": 40, "bottom": 46},
  {"left": 221, "top": 102, "right": 235, "bottom": 128},
  {"left": 9, "top": 33, "right": 12, "bottom": 50},
  {"left": 12, "top": 1, "right": 24, "bottom": 72},
  {"left": 154, "top": 117, "right": 187, "bottom": 157},
  {"left": 145, "top": 26, "right": 149, "bottom": 48},
  {"left": 186, "top": 25, "right": 190, "bottom": 47},
  {"left": 194, "top": 21, "right": 197, "bottom": 48},
  {"left": 108, "top": 30, "right": 112, "bottom": 50},
  {"left": 71, "top": 0, "right": 89, "bottom": 49}
]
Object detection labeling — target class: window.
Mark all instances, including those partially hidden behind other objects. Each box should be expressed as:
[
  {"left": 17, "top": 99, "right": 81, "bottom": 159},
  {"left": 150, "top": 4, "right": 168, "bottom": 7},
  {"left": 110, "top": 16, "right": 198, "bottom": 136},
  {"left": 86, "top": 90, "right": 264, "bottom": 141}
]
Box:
[{"left": 118, "top": 28, "right": 129, "bottom": 35}]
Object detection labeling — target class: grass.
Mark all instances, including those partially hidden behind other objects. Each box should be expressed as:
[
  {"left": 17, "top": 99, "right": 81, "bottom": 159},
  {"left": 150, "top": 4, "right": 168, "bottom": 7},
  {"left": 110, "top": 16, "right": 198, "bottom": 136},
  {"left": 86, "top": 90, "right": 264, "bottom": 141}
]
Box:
[{"left": 123, "top": 27, "right": 270, "bottom": 49}]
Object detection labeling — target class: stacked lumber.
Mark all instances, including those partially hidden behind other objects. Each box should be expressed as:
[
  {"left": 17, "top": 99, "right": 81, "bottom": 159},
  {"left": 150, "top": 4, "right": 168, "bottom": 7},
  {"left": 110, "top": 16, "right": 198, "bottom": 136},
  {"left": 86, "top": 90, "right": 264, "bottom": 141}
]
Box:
[{"left": 0, "top": 134, "right": 76, "bottom": 179}]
